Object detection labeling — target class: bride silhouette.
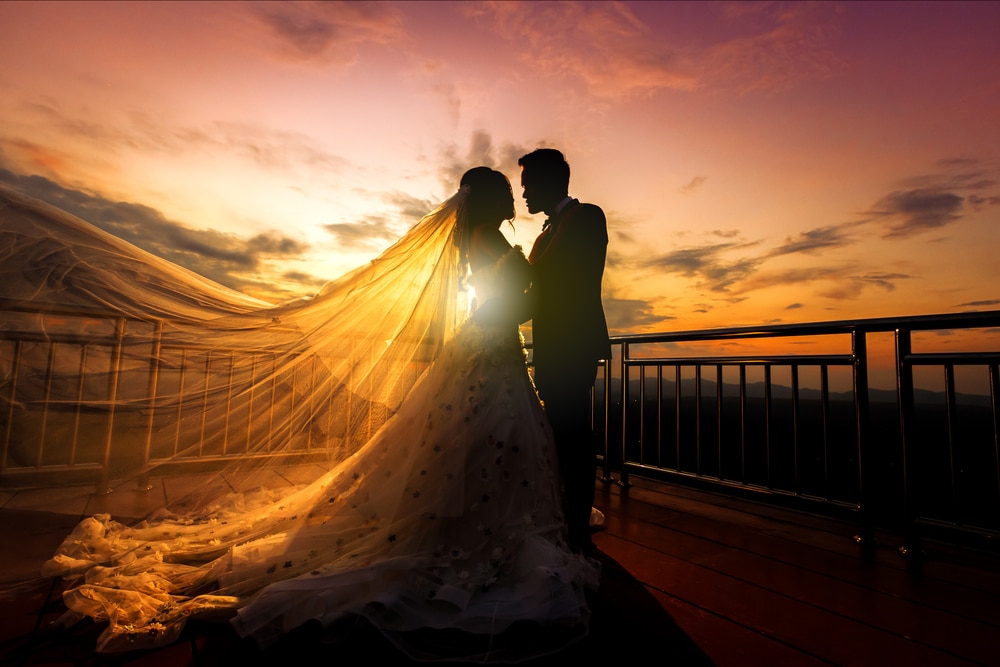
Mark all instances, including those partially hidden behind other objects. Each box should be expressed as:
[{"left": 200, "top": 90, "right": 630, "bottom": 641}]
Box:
[{"left": 6, "top": 167, "right": 598, "bottom": 661}]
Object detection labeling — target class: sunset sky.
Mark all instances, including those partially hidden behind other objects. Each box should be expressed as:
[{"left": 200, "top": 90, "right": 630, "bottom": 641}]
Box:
[{"left": 1, "top": 1, "right": 999, "bottom": 337}]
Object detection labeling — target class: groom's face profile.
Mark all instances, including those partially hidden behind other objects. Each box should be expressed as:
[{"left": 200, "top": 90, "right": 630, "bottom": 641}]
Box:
[{"left": 520, "top": 168, "right": 555, "bottom": 216}]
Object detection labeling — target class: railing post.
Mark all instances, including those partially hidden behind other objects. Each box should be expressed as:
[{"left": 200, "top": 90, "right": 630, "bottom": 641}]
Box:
[
  {"left": 739, "top": 364, "right": 747, "bottom": 484},
  {"left": 943, "top": 364, "right": 958, "bottom": 524},
  {"left": 896, "top": 328, "right": 922, "bottom": 562},
  {"left": 695, "top": 364, "right": 702, "bottom": 476},
  {"left": 600, "top": 356, "right": 613, "bottom": 483},
  {"left": 638, "top": 364, "right": 646, "bottom": 467},
  {"left": 791, "top": 363, "right": 800, "bottom": 494},
  {"left": 619, "top": 341, "right": 631, "bottom": 487},
  {"left": 70, "top": 344, "right": 89, "bottom": 468},
  {"left": 1, "top": 340, "right": 22, "bottom": 473},
  {"left": 97, "top": 318, "right": 126, "bottom": 494},
  {"left": 138, "top": 321, "right": 163, "bottom": 491},
  {"left": 992, "top": 362, "right": 1000, "bottom": 509},
  {"left": 38, "top": 342, "right": 57, "bottom": 468},
  {"left": 853, "top": 328, "right": 876, "bottom": 550},
  {"left": 658, "top": 364, "right": 665, "bottom": 470}
]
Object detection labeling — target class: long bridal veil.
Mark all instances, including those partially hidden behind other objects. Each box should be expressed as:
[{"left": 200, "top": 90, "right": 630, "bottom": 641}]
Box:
[
  {"left": 0, "top": 183, "right": 468, "bottom": 513},
  {"left": 2, "top": 183, "right": 599, "bottom": 660}
]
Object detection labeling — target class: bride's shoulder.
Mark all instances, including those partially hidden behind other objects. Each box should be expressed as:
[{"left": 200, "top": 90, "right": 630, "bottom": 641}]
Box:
[{"left": 469, "top": 227, "right": 512, "bottom": 268}]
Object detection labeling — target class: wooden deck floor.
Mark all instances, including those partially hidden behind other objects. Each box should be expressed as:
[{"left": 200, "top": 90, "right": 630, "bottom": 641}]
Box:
[{"left": 1, "top": 475, "right": 997, "bottom": 666}]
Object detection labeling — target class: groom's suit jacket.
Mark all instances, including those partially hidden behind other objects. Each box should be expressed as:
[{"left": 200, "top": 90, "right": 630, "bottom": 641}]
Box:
[{"left": 527, "top": 199, "right": 612, "bottom": 369}]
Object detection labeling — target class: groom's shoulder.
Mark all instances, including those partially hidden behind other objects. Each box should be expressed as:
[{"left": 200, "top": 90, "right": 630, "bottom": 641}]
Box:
[
  {"left": 568, "top": 200, "right": 605, "bottom": 220},
  {"left": 567, "top": 200, "right": 606, "bottom": 229}
]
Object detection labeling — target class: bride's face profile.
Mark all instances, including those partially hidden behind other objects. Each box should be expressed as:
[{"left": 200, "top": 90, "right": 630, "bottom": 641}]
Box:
[
  {"left": 489, "top": 181, "right": 515, "bottom": 227},
  {"left": 461, "top": 167, "right": 515, "bottom": 228}
]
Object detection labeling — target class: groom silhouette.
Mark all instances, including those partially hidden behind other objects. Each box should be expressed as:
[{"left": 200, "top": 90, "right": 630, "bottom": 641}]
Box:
[{"left": 520, "top": 148, "right": 611, "bottom": 555}]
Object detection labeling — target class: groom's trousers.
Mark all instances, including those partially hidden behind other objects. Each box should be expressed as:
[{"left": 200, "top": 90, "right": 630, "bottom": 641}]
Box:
[{"left": 532, "top": 359, "right": 599, "bottom": 554}]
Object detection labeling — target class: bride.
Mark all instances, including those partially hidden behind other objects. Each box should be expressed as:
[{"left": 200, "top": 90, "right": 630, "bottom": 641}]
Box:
[{"left": 33, "top": 167, "right": 600, "bottom": 661}]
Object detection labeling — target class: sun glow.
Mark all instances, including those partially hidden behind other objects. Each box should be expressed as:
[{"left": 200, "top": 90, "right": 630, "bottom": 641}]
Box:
[{"left": 466, "top": 284, "right": 477, "bottom": 318}]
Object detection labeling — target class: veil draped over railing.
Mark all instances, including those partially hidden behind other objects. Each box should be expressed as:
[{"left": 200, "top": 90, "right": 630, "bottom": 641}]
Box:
[{"left": 0, "top": 185, "right": 470, "bottom": 509}]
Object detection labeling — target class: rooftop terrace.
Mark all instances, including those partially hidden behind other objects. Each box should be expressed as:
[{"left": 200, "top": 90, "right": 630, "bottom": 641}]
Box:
[{"left": 2, "top": 472, "right": 997, "bottom": 666}]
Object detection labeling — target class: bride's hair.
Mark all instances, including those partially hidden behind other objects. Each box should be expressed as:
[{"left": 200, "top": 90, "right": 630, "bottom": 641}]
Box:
[
  {"left": 454, "top": 167, "right": 514, "bottom": 262},
  {"left": 459, "top": 167, "right": 515, "bottom": 230}
]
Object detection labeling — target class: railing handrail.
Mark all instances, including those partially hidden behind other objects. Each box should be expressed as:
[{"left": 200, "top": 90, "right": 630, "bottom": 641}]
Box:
[
  {"left": 609, "top": 309, "right": 1000, "bottom": 344},
  {"left": 0, "top": 299, "right": 162, "bottom": 323},
  {"left": 623, "top": 355, "right": 855, "bottom": 366}
]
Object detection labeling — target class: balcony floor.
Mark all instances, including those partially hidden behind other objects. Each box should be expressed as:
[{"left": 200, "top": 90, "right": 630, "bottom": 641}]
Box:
[{"left": 1, "top": 474, "right": 998, "bottom": 666}]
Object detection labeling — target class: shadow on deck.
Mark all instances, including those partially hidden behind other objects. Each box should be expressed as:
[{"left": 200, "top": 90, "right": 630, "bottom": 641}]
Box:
[{"left": 1, "top": 474, "right": 997, "bottom": 666}]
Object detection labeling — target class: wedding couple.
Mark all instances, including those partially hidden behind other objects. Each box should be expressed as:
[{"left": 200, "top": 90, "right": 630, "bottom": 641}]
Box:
[
  {"left": 42, "top": 148, "right": 611, "bottom": 661},
  {"left": 467, "top": 149, "right": 611, "bottom": 557}
]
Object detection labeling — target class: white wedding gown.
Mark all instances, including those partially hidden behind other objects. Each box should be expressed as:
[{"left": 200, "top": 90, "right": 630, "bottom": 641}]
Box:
[{"left": 41, "top": 247, "right": 599, "bottom": 660}]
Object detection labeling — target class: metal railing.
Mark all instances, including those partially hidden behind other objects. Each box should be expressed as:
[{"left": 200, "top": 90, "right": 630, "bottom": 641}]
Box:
[
  {"left": 594, "top": 310, "right": 1000, "bottom": 556},
  {"left": 0, "top": 304, "right": 366, "bottom": 488},
  {"left": 3, "top": 302, "right": 999, "bottom": 555}
]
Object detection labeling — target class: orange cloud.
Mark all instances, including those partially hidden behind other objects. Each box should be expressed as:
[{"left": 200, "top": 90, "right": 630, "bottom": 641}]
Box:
[
  {"left": 7, "top": 138, "right": 70, "bottom": 176},
  {"left": 251, "top": 1, "right": 407, "bottom": 65},
  {"left": 468, "top": 1, "right": 697, "bottom": 99}
]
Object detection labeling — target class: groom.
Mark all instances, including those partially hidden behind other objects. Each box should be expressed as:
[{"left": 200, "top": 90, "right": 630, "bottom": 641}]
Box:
[{"left": 520, "top": 148, "right": 611, "bottom": 555}]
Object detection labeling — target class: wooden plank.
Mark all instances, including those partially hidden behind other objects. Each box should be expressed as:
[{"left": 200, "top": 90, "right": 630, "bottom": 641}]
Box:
[
  {"left": 599, "top": 510, "right": 999, "bottom": 664},
  {"left": 649, "top": 588, "right": 832, "bottom": 666},
  {"left": 610, "top": 479, "right": 1000, "bottom": 595},
  {"left": 594, "top": 532, "right": 983, "bottom": 666},
  {"left": 596, "top": 483, "right": 1000, "bottom": 626}
]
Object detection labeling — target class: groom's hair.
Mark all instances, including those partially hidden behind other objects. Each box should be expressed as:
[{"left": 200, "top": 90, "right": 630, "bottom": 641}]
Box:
[{"left": 518, "top": 149, "right": 570, "bottom": 194}]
